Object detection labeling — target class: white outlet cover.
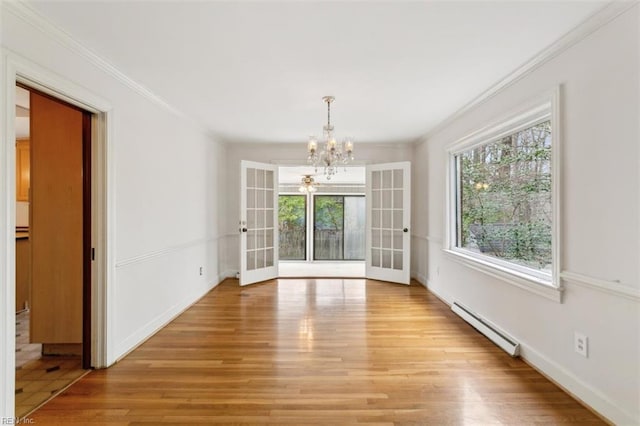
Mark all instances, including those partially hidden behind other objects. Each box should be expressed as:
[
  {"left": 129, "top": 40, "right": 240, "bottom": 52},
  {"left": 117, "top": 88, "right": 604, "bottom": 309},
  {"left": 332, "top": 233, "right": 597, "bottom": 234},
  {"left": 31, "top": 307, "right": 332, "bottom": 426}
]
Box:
[{"left": 574, "top": 332, "right": 588, "bottom": 357}]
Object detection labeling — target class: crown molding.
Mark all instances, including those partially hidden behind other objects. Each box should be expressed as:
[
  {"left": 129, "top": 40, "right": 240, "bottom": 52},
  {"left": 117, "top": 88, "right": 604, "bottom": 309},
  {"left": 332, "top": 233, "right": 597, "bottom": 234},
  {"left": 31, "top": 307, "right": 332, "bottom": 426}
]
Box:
[
  {"left": 2, "top": 0, "right": 220, "bottom": 141},
  {"left": 419, "top": 1, "right": 636, "bottom": 144}
]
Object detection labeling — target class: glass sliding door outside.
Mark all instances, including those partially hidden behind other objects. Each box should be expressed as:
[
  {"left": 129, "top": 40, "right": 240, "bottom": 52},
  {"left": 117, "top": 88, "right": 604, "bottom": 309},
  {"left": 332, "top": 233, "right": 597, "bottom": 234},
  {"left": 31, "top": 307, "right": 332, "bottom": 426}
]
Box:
[
  {"left": 314, "top": 195, "right": 365, "bottom": 261},
  {"left": 344, "top": 196, "right": 366, "bottom": 260}
]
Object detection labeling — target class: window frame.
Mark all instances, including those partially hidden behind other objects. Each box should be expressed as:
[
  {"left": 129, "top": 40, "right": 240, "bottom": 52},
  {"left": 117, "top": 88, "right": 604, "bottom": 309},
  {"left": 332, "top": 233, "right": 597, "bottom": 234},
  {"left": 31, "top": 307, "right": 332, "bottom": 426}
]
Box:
[{"left": 444, "top": 88, "right": 562, "bottom": 302}]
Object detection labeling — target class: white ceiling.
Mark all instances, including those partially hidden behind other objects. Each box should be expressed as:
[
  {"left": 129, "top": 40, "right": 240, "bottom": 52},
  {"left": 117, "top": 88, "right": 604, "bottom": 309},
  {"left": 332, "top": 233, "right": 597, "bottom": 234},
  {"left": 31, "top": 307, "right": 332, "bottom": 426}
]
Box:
[{"left": 27, "top": 1, "right": 607, "bottom": 145}]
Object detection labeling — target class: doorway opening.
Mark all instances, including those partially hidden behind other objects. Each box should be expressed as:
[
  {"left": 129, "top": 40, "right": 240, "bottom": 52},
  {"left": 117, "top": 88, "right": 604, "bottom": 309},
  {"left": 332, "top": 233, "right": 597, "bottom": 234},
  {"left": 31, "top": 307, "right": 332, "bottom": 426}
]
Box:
[
  {"left": 13, "top": 84, "right": 91, "bottom": 417},
  {"left": 277, "top": 166, "right": 366, "bottom": 278}
]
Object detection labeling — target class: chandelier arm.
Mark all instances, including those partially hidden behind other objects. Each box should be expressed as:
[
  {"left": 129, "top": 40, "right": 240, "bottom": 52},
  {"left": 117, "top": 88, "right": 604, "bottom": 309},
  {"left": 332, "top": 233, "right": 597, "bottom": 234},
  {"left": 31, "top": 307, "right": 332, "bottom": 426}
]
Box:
[{"left": 308, "top": 96, "right": 353, "bottom": 179}]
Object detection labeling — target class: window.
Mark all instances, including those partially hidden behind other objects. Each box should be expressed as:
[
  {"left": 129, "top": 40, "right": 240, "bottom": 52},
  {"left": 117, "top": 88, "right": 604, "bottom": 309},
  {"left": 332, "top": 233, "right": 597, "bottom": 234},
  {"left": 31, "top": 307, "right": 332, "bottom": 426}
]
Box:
[{"left": 446, "top": 91, "right": 561, "bottom": 298}]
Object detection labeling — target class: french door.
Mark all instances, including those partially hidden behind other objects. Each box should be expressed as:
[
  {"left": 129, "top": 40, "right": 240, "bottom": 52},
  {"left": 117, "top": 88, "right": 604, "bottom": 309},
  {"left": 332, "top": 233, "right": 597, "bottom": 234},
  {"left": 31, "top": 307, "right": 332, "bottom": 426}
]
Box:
[
  {"left": 366, "top": 162, "right": 411, "bottom": 284},
  {"left": 239, "top": 161, "right": 279, "bottom": 286}
]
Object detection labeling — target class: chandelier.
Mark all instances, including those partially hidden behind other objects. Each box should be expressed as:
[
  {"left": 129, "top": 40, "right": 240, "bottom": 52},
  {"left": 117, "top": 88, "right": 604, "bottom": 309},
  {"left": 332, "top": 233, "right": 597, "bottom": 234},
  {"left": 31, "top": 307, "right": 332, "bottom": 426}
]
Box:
[
  {"left": 307, "top": 96, "right": 354, "bottom": 179},
  {"left": 298, "top": 175, "right": 317, "bottom": 193}
]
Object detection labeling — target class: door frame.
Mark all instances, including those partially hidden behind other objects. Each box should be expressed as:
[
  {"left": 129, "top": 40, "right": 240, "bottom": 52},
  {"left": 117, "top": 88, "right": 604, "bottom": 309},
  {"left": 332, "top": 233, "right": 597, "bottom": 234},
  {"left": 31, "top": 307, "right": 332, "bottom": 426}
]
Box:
[
  {"left": 23, "top": 84, "right": 94, "bottom": 367},
  {"left": 1, "top": 50, "right": 115, "bottom": 416}
]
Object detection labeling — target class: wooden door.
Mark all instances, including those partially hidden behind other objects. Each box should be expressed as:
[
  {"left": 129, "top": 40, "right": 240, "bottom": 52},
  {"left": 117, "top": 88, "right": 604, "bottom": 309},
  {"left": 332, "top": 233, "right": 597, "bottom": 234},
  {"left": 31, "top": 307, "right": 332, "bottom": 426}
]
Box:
[
  {"left": 239, "top": 160, "right": 279, "bottom": 286},
  {"left": 29, "top": 91, "right": 86, "bottom": 345},
  {"left": 366, "top": 162, "right": 411, "bottom": 284},
  {"left": 15, "top": 139, "right": 30, "bottom": 201}
]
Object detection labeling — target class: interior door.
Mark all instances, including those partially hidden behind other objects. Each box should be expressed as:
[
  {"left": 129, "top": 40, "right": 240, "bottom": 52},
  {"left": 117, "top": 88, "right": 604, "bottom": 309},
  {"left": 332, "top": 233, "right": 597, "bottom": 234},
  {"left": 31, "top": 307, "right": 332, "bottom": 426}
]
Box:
[
  {"left": 30, "top": 90, "right": 87, "bottom": 347},
  {"left": 366, "top": 162, "right": 411, "bottom": 284},
  {"left": 240, "top": 161, "right": 278, "bottom": 286}
]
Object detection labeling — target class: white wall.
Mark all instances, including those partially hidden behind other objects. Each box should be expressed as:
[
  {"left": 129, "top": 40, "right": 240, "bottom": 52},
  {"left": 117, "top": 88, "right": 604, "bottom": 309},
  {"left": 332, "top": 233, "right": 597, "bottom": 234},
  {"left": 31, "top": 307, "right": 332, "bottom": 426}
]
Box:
[
  {"left": 224, "top": 142, "right": 414, "bottom": 273},
  {"left": 413, "top": 6, "right": 639, "bottom": 424},
  {"left": 0, "top": 3, "right": 228, "bottom": 416}
]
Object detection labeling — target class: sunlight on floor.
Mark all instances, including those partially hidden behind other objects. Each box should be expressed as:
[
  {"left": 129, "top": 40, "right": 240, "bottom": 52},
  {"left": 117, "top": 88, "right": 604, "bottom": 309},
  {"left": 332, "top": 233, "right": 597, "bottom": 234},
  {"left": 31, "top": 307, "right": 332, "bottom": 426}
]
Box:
[{"left": 278, "top": 261, "right": 365, "bottom": 278}]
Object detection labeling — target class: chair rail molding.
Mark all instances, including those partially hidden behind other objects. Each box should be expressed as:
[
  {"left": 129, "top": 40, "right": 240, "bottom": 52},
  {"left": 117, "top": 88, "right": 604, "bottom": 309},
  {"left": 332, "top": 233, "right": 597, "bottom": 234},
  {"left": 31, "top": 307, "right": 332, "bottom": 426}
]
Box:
[
  {"left": 115, "top": 236, "right": 223, "bottom": 269},
  {"left": 561, "top": 271, "right": 640, "bottom": 302}
]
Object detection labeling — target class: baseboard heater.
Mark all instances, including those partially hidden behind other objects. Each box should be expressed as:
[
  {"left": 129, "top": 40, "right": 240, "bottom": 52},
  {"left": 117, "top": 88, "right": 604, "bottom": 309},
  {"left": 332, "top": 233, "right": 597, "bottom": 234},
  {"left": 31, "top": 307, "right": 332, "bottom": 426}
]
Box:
[{"left": 451, "top": 301, "right": 520, "bottom": 357}]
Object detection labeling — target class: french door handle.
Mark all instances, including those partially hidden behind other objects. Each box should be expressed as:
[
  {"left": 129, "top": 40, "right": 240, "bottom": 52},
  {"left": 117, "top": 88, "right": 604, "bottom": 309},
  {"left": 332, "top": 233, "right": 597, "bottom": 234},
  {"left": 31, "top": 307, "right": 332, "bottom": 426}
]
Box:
[
  {"left": 403, "top": 228, "right": 409, "bottom": 233},
  {"left": 241, "top": 227, "right": 248, "bottom": 233}
]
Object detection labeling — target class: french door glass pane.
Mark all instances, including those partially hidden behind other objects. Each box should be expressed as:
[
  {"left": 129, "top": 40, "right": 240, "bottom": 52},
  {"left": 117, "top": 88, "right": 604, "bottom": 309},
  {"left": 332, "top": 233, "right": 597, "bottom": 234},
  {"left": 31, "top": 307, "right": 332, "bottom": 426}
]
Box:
[
  {"left": 246, "top": 166, "right": 276, "bottom": 272},
  {"left": 278, "top": 195, "right": 306, "bottom": 260},
  {"left": 371, "top": 167, "right": 405, "bottom": 268}
]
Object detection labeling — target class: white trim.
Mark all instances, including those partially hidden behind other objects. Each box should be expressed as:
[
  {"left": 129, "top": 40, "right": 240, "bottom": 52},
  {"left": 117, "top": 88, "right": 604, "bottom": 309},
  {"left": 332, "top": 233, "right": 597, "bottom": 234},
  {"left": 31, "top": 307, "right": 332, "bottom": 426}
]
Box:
[
  {"left": 0, "top": 47, "right": 17, "bottom": 419},
  {"left": 550, "top": 87, "right": 562, "bottom": 290},
  {"left": 422, "top": 279, "right": 633, "bottom": 424},
  {"left": 444, "top": 88, "right": 562, "bottom": 296},
  {"left": 218, "top": 270, "right": 238, "bottom": 282},
  {"left": 0, "top": 49, "right": 115, "bottom": 416},
  {"left": 443, "top": 249, "right": 563, "bottom": 303},
  {"left": 114, "top": 277, "right": 224, "bottom": 363},
  {"left": 446, "top": 102, "right": 551, "bottom": 155},
  {"left": 91, "top": 109, "right": 114, "bottom": 369},
  {"left": 2, "top": 1, "right": 184, "bottom": 119},
  {"left": 411, "top": 271, "right": 427, "bottom": 286},
  {"left": 422, "top": 1, "right": 635, "bottom": 142},
  {"left": 115, "top": 237, "right": 222, "bottom": 269},
  {"left": 561, "top": 271, "right": 640, "bottom": 302},
  {"left": 519, "top": 340, "right": 637, "bottom": 425}
]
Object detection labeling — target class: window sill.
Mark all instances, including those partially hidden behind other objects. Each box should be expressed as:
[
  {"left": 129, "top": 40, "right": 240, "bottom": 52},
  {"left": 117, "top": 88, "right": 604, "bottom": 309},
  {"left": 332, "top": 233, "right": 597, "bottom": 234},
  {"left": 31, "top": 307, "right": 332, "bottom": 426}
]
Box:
[{"left": 443, "top": 249, "right": 563, "bottom": 303}]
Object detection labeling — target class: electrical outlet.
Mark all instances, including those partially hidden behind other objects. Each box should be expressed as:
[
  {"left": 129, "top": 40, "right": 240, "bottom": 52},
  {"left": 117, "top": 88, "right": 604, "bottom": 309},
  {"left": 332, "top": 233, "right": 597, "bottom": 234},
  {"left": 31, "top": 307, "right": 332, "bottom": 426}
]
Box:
[
  {"left": 199, "top": 266, "right": 203, "bottom": 276},
  {"left": 574, "top": 332, "right": 588, "bottom": 357}
]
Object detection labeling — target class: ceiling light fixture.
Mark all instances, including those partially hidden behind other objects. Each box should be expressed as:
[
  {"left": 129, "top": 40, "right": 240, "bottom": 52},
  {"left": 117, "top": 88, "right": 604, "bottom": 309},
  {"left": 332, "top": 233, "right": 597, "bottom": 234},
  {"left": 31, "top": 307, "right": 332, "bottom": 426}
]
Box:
[
  {"left": 298, "top": 175, "right": 317, "bottom": 193},
  {"left": 307, "top": 96, "right": 354, "bottom": 180}
]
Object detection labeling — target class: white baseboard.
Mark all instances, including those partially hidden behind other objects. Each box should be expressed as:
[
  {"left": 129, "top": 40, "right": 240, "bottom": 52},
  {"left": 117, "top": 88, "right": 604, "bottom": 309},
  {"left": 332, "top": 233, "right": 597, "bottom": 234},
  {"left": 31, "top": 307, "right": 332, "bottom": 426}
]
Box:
[
  {"left": 411, "top": 271, "right": 428, "bottom": 286},
  {"left": 218, "top": 269, "right": 238, "bottom": 283},
  {"left": 425, "top": 279, "right": 453, "bottom": 306},
  {"left": 114, "top": 279, "right": 219, "bottom": 363},
  {"left": 423, "top": 279, "right": 635, "bottom": 424},
  {"left": 519, "top": 343, "right": 637, "bottom": 425}
]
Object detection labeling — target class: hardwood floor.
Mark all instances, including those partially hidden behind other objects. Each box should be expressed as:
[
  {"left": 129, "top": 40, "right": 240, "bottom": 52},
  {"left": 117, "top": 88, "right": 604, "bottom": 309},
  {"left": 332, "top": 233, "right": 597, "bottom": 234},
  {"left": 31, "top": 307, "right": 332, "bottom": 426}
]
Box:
[
  {"left": 27, "top": 279, "right": 604, "bottom": 424},
  {"left": 15, "top": 310, "right": 86, "bottom": 418}
]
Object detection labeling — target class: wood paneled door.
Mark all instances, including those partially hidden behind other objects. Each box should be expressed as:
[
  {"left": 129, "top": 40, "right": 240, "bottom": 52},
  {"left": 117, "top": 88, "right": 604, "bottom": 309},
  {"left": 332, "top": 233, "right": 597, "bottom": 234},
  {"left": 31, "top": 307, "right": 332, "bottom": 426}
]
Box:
[{"left": 15, "top": 139, "right": 30, "bottom": 201}]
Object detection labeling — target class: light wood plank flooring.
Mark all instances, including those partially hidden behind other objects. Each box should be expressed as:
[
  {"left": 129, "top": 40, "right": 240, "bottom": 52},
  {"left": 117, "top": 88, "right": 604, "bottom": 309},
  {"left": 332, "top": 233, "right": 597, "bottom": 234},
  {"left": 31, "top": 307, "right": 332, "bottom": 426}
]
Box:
[
  {"left": 15, "top": 310, "right": 86, "bottom": 417},
  {"left": 27, "top": 279, "right": 604, "bottom": 424}
]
